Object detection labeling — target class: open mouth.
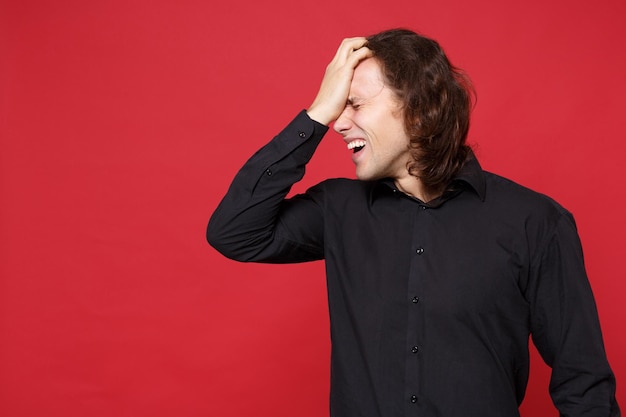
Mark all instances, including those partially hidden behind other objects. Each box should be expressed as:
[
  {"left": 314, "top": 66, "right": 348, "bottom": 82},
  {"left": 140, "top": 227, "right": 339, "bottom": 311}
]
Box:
[{"left": 347, "top": 140, "right": 366, "bottom": 154}]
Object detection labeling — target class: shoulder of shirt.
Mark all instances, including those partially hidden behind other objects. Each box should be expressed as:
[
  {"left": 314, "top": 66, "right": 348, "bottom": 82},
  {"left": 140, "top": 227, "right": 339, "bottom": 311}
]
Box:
[
  {"left": 311, "top": 177, "right": 372, "bottom": 192},
  {"left": 482, "top": 170, "right": 574, "bottom": 222},
  {"left": 305, "top": 178, "right": 382, "bottom": 201},
  {"left": 303, "top": 178, "right": 397, "bottom": 212},
  {"left": 305, "top": 172, "right": 575, "bottom": 224}
]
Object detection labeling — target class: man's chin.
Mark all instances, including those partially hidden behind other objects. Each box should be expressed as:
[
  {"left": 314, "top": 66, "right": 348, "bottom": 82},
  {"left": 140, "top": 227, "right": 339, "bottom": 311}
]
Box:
[{"left": 354, "top": 170, "right": 368, "bottom": 181}]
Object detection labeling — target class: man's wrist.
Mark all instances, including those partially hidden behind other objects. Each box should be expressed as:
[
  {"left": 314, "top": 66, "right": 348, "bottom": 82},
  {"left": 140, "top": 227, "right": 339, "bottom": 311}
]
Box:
[{"left": 306, "top": 107, "right": 333, "bottom": 126}]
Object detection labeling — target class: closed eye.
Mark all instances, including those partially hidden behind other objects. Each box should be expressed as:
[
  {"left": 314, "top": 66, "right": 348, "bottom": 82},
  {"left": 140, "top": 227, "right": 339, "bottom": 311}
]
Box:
[{"left": 346, "top": 98, "right": 362, "bottom": 110}]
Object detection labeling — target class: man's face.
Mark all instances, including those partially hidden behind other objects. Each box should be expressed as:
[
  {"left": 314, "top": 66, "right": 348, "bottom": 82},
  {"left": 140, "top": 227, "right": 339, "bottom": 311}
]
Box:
[{"left": 333, "top": 58, "right": 411, "bottom": 182}]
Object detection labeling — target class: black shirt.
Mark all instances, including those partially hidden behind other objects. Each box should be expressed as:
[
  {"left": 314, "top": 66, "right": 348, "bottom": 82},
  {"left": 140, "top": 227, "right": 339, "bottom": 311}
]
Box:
[{"left": 207, "top": 111, "right": 619, "bottom": 417}]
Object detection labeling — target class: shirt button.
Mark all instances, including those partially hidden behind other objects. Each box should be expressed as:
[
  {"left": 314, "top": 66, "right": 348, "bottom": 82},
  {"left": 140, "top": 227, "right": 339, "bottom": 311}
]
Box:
[
  {"left": 411, "top": 346, "right": 419, "bottom": 354},
  {"left": 416, "top": 247, "right": 424, "bottom": 255},
  {"left": 421, "top": 206, "right": 427, "bottom": 210},
  {"left": 411, "top": 296, "right": 419, "bottom": 304},
  {"left": 410, "top": 395, "right": 418, "bottom": 403},
  {"left": 265, "top": 169, "right": 272, "bottom": 176},
  {"left": 298, "top": 131, "right": 306, "bottom": 138}
]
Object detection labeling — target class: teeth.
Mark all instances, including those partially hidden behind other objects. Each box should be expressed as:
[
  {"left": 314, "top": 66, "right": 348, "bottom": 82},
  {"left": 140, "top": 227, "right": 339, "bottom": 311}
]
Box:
[{"left": 347, "top": 140, "right": 366, "bottom": 150}]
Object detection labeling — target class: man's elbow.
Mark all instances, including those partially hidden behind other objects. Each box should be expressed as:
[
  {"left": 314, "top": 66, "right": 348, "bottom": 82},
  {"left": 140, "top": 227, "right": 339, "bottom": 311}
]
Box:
[
  {"left": 206, "top": 220, "right": 239, "bottom": 261},
  {"left": 206, "top": 219, "right": 261, "bottom": 262}
]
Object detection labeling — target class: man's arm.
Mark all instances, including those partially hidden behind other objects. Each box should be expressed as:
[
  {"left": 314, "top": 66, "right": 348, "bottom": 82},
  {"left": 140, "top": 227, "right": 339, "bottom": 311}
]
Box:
[
  {"left": 207, "top": 111, "right": 328, "bottom": 262},
  {"left": 207, "top": 38, "right": 372, "bottom": 263},
  {"left": 528, "top": 212, "right": 620, "bottom": 416}
]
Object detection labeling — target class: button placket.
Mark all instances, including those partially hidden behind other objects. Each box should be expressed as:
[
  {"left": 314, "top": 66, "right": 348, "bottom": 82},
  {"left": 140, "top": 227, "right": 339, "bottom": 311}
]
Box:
[{"left": 405, "top": 201, "right": 429, "bottom": 412}]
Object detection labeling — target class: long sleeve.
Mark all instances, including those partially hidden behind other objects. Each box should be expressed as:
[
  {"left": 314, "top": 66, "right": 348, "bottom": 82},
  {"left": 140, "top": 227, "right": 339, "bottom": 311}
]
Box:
[
  {"left": 207, "top": 110, "right": 329, "bottom": 263},
  {"left": 528, "top": 212, "right": 620, "bottom": 417}
]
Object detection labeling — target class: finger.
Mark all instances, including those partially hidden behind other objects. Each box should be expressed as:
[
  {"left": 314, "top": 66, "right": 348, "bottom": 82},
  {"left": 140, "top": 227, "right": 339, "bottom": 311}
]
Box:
[
  {"left": 334, "top": 37, "right": 368, "bottom": 61},
  {"left": 350, "top": 46, "right": 373, "bottom": 61},
  {"left": 344, "top": 46, "right": 373, "bottom": 69},
  {"left": 341, "top": 36, "right": 368, "bottom": 49}
]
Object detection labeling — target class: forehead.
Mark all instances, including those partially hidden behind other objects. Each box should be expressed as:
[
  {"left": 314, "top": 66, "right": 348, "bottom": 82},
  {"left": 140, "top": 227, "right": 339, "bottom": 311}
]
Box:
[{"left": 351, "top": 58, "right": 385, "bottom": 96}]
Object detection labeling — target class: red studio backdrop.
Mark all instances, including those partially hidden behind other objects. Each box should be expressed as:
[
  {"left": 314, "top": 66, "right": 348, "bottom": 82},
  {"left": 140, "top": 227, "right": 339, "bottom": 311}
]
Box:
[{"left": 1, "top": 0, "right": 625, "bottom": 416}]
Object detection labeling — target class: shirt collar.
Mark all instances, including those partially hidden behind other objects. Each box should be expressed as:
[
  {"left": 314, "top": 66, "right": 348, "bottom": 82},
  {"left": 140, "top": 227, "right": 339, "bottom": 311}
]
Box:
[
  {"left": 454, "top": 150, "right": 486, "bottom": 201},
  {"left": 371, "top": 150, "right": 486, "bottom": 205}
]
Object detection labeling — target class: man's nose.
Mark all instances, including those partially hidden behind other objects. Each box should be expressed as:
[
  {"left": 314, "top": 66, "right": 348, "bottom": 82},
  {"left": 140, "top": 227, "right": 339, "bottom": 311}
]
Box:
[{"left": 333, "top": 107, "right": 352, "bottom": 135}]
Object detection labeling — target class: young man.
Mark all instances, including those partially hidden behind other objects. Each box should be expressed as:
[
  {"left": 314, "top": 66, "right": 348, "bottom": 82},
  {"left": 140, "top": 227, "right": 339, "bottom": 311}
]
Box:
[{"left": 207, "top": 29, "right": 619, "bottom": 417}]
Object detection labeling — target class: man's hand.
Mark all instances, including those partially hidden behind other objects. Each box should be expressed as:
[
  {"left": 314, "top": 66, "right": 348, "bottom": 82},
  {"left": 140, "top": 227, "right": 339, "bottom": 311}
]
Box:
[{"left": 307, "top": 37, "right": 372, "bottom": 126}]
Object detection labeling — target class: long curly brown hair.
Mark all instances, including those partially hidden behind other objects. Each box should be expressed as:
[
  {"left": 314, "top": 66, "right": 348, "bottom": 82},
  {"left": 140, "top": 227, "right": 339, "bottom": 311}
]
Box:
[{"left": 366, "top": 29, "right": 475, "bottom": 194}]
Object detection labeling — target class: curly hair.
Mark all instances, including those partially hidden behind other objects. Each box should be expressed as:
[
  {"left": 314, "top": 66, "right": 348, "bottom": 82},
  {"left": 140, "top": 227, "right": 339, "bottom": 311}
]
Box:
[{"left": 366, "top": 29, "right": 475, "bottom": 194}]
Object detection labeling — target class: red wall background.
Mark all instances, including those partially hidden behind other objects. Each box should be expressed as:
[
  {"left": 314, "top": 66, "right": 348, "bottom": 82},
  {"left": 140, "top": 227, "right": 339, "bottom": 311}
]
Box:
[{"left": 1, "top": 0, "right": 624, "bottom": 416}]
